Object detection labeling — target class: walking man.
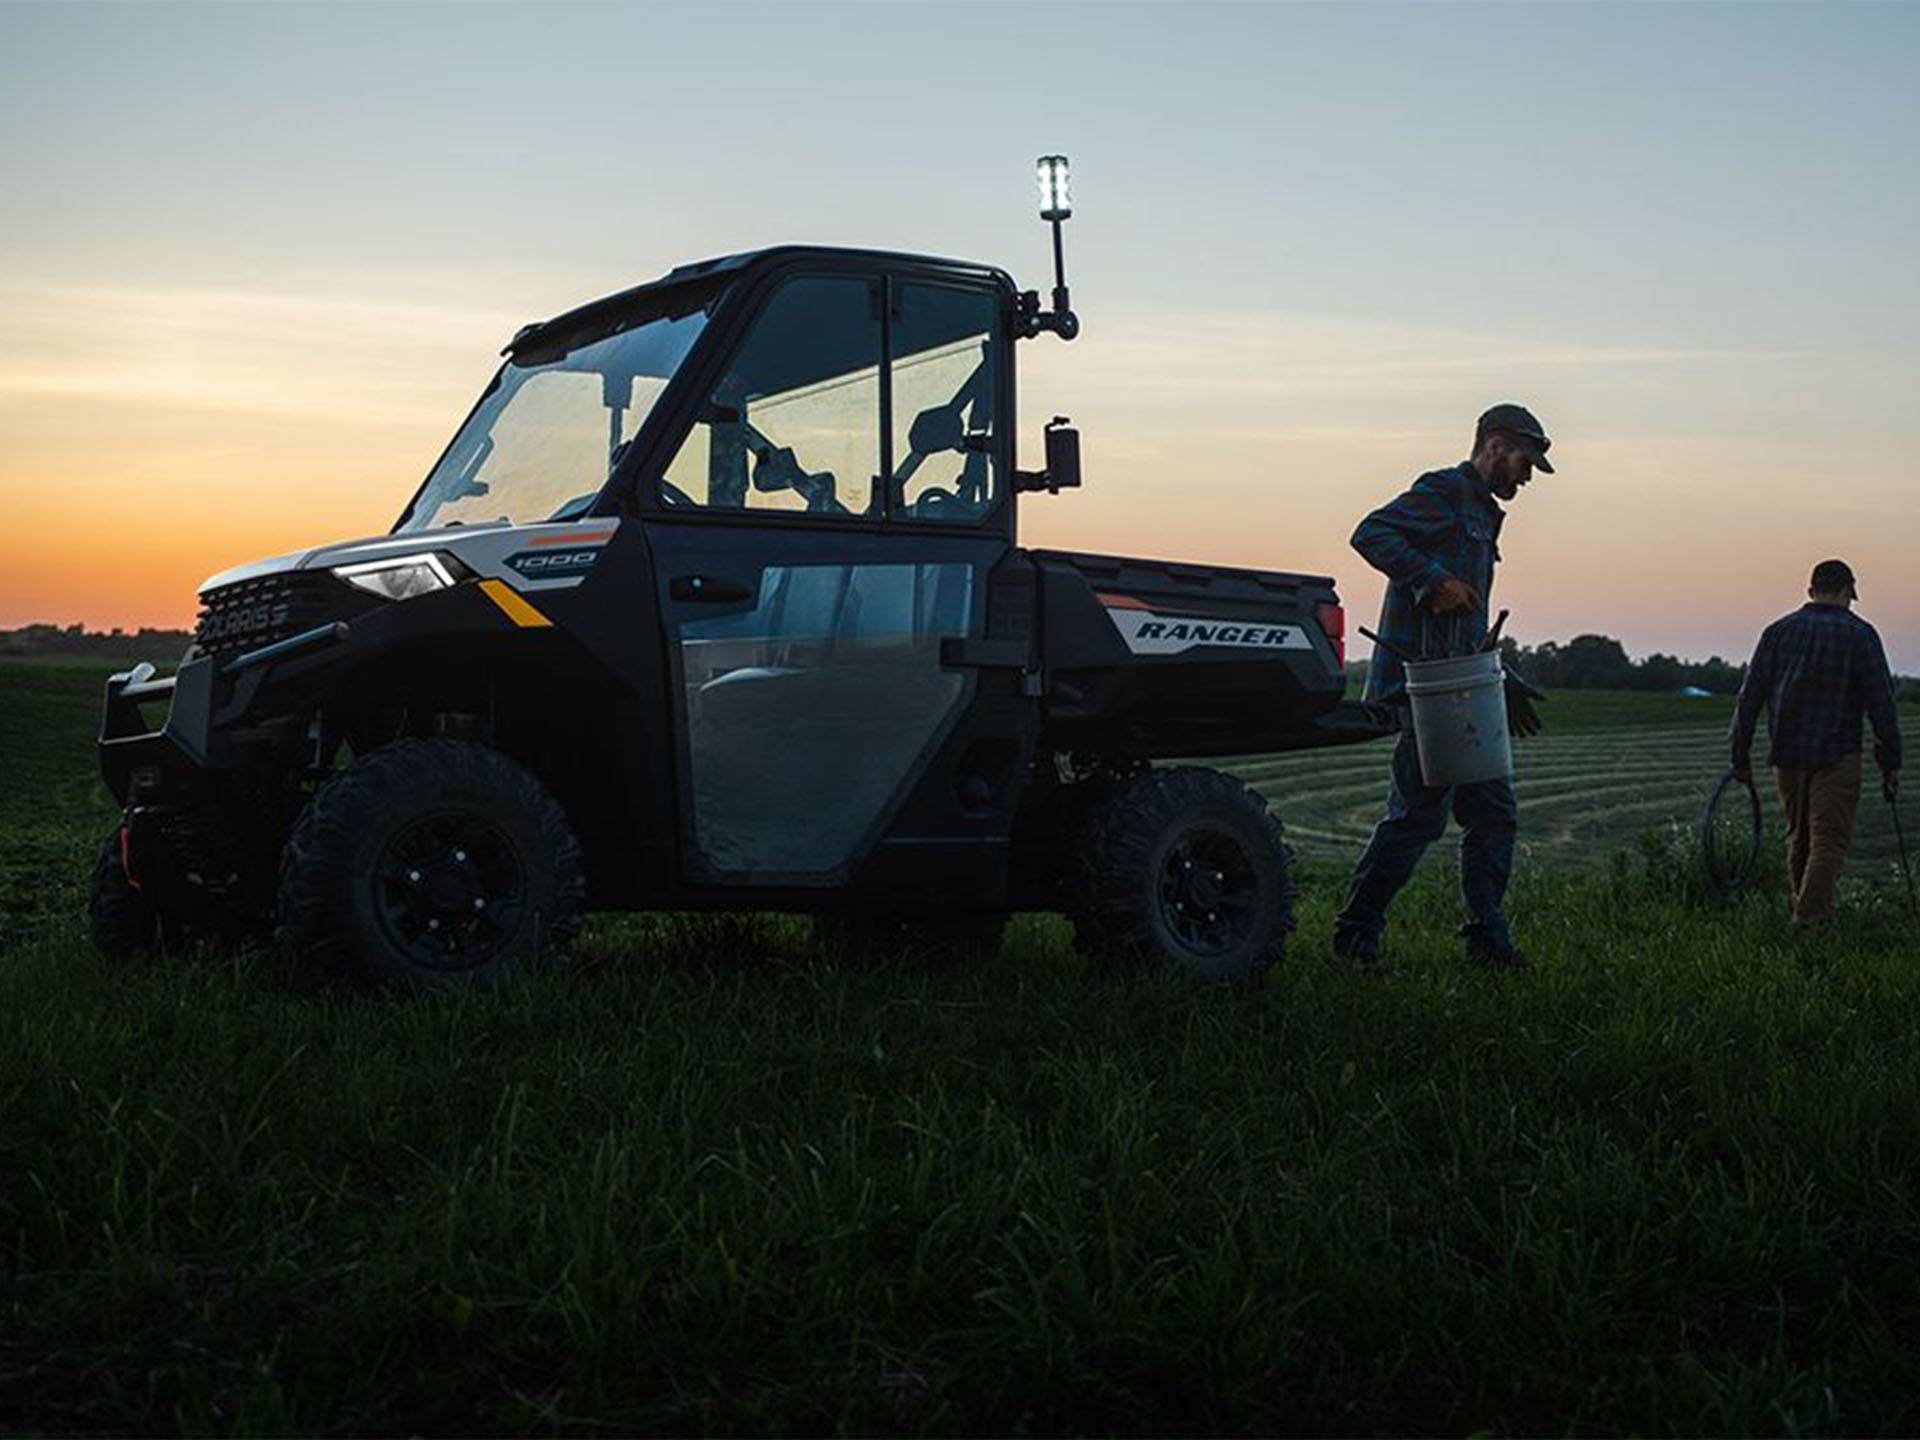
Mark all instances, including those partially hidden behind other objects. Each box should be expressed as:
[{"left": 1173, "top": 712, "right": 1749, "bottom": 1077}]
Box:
[
  {"left": 1332, "top": 404, "right": 1551, "bottom": 971},
  {"left": 1731, "top": 560, "right": 1903, "bottom": 929}
]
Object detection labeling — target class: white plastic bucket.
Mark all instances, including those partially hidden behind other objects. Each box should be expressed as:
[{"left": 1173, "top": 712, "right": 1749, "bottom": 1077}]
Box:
[{"left": 1404, "top": 649, "right": 1512, "bottom": 787}]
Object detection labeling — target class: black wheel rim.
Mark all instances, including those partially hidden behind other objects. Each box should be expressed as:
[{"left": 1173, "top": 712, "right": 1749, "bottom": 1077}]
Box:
[
  {"left": 1157, "top": 827, "right": 1259, "bottom": 959},
  {"left": 373, "top": 812, "right": 526, "bottom": 972}
]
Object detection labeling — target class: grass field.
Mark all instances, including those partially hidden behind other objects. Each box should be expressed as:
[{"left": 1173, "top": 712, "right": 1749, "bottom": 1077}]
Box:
[{"left": 4, "top": 658, "right": 1919, "bottom": 1435}]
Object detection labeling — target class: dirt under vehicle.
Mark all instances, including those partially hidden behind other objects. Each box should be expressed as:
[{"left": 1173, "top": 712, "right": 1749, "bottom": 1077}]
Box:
[{"left": 93, "top": 160, "right": 1393, "bottom": 984}]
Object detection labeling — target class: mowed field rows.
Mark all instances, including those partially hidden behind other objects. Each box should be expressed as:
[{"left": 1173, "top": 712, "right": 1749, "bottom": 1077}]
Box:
[{"left": 1228, "top": 694, "right": 1913, "bottom": 876}]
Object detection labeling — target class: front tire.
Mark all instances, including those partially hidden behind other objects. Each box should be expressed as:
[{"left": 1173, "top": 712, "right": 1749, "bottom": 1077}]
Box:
[
  {"left": 278, "top": 739, "right": 584, "bottom": 988},
  {"left": 1067, "top": 766, "right": 1295, "bottom": 980},
  {"left": 88, "top": 830, "right": 160, "bottom": 961},
  {"left": 89, "top": 825, "right": 270, "bottom": 962}
]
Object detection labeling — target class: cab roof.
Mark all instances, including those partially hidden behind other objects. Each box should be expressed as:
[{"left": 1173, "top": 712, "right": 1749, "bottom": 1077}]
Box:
[{"left": 505, "top": 245, "right": 1015, "bottom": 362}]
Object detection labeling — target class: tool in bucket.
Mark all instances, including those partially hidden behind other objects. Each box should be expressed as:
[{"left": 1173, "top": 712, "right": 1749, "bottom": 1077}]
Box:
[
  {"left": 1417, "top": 609, "right": 1465, "bottom": 662},
  {"left": 1483, "top": 608, "right": 1510, "bottom": 653}
]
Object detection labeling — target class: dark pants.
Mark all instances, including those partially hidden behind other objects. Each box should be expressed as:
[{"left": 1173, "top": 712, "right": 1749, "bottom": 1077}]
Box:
[{"left": 1335, "top": 727, "right": 1519, "bottom": 951}]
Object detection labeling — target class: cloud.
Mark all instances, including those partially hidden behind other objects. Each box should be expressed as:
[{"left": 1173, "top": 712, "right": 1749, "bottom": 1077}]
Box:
[
  {"left": 1040, "top": 306, "right": 1814, "bottom": 402},
  {"left": 0, "top": 279, "right": 519, "bottom": 426}
]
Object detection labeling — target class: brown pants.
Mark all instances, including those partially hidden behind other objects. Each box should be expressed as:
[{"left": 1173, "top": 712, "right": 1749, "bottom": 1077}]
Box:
[{"left": 1773, "top": 751, "right": 1863, "bottom": 927}]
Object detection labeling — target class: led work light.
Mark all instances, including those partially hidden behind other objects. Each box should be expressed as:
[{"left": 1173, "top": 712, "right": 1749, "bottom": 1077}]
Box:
[
  {"left": 333, "top": 552, "right": 457, "bottom": 601},
  {"left": 1036, "top": 155, "right": 1071, "bottom": 221}
]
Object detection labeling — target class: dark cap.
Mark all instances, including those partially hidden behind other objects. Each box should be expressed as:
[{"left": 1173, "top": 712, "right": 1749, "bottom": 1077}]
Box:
[
  {"left": 1810, "top": 558, "right": 1856, "bottom": 592},
  {"left": 1476, "top": 403, "right": 1555, "bottom": 474}
]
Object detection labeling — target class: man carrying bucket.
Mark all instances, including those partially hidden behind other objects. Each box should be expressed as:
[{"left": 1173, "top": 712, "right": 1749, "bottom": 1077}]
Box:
[{"left": 1331, "top": 404, "right": 1551, "bottom": 971}]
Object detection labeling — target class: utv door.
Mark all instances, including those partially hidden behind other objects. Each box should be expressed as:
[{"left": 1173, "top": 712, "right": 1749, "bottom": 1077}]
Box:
[{"left": 641, "top": 272, "right": 1013, "bottom": 889}]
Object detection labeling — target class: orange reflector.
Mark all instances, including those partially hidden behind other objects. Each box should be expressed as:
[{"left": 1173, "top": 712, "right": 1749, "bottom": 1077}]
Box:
[{"left": 478, "top": 579, "right": 553, "bottom": 629}]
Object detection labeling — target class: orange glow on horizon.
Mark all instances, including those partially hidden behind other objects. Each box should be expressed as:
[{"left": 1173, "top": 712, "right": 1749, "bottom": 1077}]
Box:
[{"left": 2, "top": 286, "right": 1914, "bottom": 671}]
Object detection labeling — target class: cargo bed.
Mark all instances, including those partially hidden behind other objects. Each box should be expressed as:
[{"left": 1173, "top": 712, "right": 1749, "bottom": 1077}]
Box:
[{"left": 1026, "top": 549, "right": 1390, "bottom": 758}]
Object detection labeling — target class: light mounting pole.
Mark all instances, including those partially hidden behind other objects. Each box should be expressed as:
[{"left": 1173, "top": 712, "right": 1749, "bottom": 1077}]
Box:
[{"left": 1018, "top": 155, "right": 1079, "bottom": 341}]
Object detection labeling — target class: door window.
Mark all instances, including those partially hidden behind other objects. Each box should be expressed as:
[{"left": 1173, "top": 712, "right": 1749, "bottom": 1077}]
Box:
[
  {"left": 661, "top": 277, "right": 881, "bottom": 517},
  {"left": 889, "top": 284, "right": 999, "bottom": 523}
]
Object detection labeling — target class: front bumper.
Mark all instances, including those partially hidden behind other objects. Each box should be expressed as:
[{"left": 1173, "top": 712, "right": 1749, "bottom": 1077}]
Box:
[{"left": 99, "top": 622, "right": 349, "bottom": 803}]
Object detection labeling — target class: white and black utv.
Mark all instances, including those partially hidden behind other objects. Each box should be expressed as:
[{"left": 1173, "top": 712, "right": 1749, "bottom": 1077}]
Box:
[{"left": 94, "top": 184, "right": 1390, "bottom": 985}]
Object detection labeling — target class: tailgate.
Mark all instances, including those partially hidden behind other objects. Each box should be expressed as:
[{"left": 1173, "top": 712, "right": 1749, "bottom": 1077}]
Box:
[{"left": 1029, "top": 549, "right": 1350, "bottom": 757}]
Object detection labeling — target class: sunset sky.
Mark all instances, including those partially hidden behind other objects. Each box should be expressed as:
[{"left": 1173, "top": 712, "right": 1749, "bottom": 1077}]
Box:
[{"left": 1, "top": 1, "right": 1914, "bottom": 668}]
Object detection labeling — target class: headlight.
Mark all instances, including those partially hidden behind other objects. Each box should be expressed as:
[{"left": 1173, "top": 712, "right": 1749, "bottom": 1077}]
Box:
[{"left": 332, "top": 552, "right": 457, "bottom": 601}]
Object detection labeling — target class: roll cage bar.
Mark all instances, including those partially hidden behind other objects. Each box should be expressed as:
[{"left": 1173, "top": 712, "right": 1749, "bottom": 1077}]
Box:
[{"left": 395, "top": 247, "right": 1023, "bottom": 537}]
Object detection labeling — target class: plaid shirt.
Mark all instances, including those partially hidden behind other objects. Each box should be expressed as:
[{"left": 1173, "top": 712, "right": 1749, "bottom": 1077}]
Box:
[
  {"left": 1732, "top": 603, "right": 1903, "bottom": 774},
  {"left": 1353, "top": 461, "right": 1504, "bottom": 703}
]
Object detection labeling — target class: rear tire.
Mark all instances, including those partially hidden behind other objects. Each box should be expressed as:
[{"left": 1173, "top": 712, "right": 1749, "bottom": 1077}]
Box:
[
  {"left": 1067, "top": 766, "right": 1294, "bottom": 981},
  {"left": 278, "top": 739, "right": 584, "bottom": 989}
]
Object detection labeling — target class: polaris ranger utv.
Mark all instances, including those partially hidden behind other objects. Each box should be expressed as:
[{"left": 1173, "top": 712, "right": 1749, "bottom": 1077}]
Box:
[{"left": 93, "top": 158, "right": 1390, "bottom": 984}]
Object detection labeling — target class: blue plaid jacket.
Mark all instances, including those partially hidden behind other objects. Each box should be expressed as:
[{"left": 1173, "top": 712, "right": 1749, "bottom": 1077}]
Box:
[
  {"left": 1353, "top": 461, "right": 1504, "bottom": 703},
  {"left": 1732, "top": 603, "right": 1903, "bottom": 774}
]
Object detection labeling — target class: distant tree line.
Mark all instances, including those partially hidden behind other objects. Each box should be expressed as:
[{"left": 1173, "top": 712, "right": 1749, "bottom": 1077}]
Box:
[
  {"left": 1495, "top": 634, "right": 1747, "bottom": 695},
  {"left": 1348, "top": 629, "right": 1917, "bottom": 702},
  {"left": 1, "top": 622, "right": 194, "bottom": 664}
]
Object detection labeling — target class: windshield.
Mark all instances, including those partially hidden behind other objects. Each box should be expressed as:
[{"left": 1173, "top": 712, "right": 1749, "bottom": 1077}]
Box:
[{"left": 398, "top": 307, "right": 710, "bottom": 532}]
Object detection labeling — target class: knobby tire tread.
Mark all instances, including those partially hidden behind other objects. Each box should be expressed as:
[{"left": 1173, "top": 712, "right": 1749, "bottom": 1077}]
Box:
[
  {"left": 279, "top": 738, "right": 585, "bottom": 987},
  {"left": 1066, "top": 765, "right": 1295, "bottom": 980}
]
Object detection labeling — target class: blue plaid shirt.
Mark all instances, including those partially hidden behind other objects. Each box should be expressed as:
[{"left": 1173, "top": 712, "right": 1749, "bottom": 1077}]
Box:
[
  {"left": 1353, "top": 461, "right": 1504, "bottom": 703},
  {"left": 1732, "top": 603, "right": 1903, "bottom": 774}
]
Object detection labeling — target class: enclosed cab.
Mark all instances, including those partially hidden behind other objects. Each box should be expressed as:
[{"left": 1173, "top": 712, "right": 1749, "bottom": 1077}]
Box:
[{"left": 94, "top": 196, "right": 1388, "bottom": 986}]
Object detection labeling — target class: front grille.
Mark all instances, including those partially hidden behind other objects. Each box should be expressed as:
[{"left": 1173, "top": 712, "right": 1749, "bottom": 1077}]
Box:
[{"left": 193, "top": 571, "right": 337, "bottom": 659}]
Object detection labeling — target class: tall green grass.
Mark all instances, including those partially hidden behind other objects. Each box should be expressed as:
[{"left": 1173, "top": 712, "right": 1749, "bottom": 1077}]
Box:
[{"left": 4, "top": 660, "right": 1919, "bottom": 1434}]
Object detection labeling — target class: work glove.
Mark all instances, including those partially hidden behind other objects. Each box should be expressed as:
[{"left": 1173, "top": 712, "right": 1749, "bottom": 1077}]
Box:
[{"left": 1503, "top": 667, "right": 1546, "bottom": 739}]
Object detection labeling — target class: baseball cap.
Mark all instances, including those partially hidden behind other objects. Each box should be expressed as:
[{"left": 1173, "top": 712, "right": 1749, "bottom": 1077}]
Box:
[
  {"left": 1476, "top": 403, "right": 1555, "bottom": 474},
  {"left": 1810, "top": 558, "right": 1856, "bottom": 592}
]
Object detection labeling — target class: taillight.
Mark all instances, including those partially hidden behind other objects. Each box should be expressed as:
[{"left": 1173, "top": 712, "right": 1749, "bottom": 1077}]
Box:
[{"left": 1314, "top": 602, "right": 1346, "bottom": 668}]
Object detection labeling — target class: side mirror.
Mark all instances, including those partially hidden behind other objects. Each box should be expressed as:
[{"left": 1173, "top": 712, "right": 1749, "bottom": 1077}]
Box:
[
  {"left": 1015, "top": 416, "right": 1081, "bottom": 494},
  {"left": 1044, "top": 417, "right": 1081, "bottom": 490}
]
